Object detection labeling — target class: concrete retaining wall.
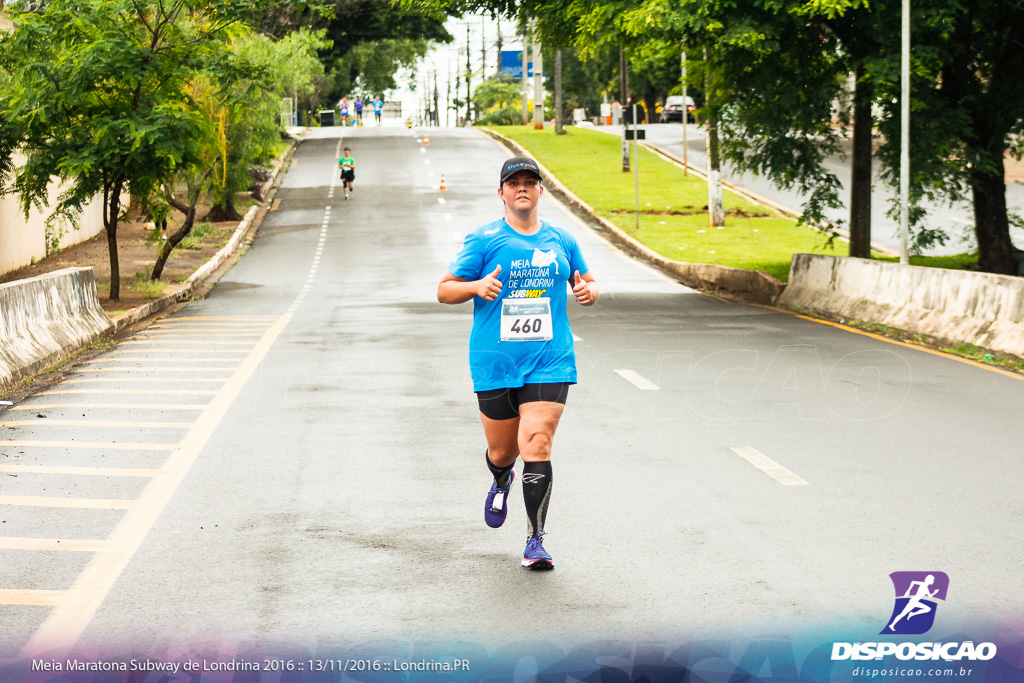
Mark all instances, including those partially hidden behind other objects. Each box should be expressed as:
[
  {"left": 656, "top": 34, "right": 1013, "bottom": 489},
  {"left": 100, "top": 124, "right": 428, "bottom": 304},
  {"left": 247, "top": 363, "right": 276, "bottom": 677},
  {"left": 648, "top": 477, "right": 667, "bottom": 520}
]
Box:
[
  {"left": 779, "top": 254, "right": 1024, "bottom": 356},
  {"left": 0, "top": 267, "right": 113, "bottom": 393},
  {"left": 478, "top": 127, "right": 785, "bottom": 305}
]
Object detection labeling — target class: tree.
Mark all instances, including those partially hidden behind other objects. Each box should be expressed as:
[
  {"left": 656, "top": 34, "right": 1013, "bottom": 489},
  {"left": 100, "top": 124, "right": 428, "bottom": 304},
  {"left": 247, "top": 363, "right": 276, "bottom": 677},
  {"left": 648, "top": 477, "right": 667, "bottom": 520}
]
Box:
[
  {"left": 873, "top": 0, "right": 1024, "bottom": 273},
  {"left": 0, "top": 0, "right": 309, "bottom": 300},
  {"left": 205, "top": 27, "right": 329, "bottom": 222}
]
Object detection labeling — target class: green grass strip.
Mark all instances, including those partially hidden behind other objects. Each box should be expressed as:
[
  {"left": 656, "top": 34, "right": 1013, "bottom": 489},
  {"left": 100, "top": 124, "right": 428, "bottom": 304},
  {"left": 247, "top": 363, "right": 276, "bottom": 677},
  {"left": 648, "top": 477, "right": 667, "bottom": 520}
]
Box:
[{"left": 489, "top": 125, "right": 844, "bottom": 283}]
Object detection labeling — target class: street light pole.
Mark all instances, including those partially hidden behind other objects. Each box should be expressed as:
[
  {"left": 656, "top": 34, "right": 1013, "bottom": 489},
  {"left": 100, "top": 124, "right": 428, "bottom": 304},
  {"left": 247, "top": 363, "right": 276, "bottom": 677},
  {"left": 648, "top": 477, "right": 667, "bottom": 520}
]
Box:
[{"left": 900, "top": 0, "right": 911, "bottom": 264}]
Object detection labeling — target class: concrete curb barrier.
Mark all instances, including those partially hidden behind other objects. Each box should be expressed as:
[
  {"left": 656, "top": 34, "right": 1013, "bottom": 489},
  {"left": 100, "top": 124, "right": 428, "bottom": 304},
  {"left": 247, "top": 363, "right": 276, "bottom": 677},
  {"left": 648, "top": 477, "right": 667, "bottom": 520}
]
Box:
[
  {"left": 477, "top": 127, "right": 785, "bottom": 305},
  {"left": 778, "top": 254, "right": 1024, "bottom": 356},
  {"left": 0, "top": 139, "right": 298, "bottom": 396},
  {"left": 0, "top": 267, "right": 114, "bottom": 393}
]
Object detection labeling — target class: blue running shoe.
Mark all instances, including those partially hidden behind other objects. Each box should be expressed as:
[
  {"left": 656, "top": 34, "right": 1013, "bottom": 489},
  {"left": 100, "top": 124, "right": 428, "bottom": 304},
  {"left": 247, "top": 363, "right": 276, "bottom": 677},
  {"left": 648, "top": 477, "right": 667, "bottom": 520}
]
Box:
[
  {"left": 484, "top": 469, "right": 515, "bottom": 528},
  {"left": 521, "top": 532, "right": 554, "bottom": 570}
]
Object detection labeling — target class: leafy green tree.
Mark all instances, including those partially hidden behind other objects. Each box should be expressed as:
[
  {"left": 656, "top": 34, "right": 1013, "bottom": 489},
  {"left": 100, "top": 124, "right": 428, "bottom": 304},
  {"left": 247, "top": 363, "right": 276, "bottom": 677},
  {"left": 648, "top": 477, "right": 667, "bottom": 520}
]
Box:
[
  {"left": 473, "top": 78, "right": 521, "bottom": 111},
  {"left": 205, "top": 27, "right": 329, "bottom": 221},
  {"left": 872, "top": 0, "right": 1024, "bottom": 273},
  {"left": 0, "top": 0, "right": 306, "bottom": 300}
]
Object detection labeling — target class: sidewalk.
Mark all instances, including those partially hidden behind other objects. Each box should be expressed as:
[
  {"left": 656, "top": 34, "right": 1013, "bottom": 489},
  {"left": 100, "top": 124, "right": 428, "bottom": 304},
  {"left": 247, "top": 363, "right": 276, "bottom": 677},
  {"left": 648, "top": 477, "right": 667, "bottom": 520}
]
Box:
[{"left": 0, "top": 138, "right": 299, "bottom": 322}]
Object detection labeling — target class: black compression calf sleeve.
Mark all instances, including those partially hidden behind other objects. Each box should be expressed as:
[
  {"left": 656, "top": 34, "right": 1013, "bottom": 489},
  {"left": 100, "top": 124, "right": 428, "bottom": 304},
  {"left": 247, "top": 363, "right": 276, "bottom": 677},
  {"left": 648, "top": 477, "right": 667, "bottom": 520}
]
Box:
[
  {"left": 522, "top": 460, "right": 553, "bottom": 538},
  {"left": 485, "top": 449, "right": 514, "bottom": 488}
]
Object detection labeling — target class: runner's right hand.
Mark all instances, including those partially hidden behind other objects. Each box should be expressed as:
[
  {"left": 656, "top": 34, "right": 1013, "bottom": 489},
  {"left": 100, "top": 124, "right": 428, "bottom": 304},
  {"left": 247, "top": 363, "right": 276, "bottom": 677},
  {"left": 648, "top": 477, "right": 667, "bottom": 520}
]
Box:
[{"left": 477, "top": 265, "right": 502, "bottom": 301}]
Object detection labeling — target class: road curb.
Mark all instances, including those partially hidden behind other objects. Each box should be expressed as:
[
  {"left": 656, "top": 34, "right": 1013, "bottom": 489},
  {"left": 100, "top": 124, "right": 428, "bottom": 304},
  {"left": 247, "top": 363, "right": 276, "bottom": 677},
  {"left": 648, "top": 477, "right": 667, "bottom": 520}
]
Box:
[{"left": 477, "top": 127, "right": 785, "bottom": 305}]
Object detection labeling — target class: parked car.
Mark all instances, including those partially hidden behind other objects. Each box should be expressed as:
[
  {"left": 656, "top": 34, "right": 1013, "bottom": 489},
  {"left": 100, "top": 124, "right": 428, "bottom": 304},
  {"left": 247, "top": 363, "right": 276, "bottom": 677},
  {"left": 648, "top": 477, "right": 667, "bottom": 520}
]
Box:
[{"left": 659, "top": 96, "right": 696, "bottom": 123}]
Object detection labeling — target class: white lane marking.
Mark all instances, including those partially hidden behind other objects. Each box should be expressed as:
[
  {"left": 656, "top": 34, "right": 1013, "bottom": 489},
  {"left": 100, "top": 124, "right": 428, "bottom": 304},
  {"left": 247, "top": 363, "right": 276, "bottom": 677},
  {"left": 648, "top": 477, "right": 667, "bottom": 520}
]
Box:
[
  {"left": 444, "top": 213, "right": 453, "bottom": 222},
  {"left": 425, "top": 159, "right": 431, "bottom": 165},
  {"left": 437, "top": 197, "right": 446, "bottom": 205},
  {"left": 613, "top": 369, "right": 660, "bottom": 391},
  {"left": 420, "top": 148, "right": 426, "bottom": 154},
  {"left": 572, "top": 334, "right": 582, "bottom": 342},
  {"left": 729, "top": 446, "right": 809, "bottom": 486}
]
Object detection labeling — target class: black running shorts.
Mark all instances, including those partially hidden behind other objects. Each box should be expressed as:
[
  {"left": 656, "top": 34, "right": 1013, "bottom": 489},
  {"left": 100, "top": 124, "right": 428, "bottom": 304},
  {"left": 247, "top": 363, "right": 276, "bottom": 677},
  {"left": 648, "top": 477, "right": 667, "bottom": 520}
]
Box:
[
  {"left": 341, "top": 169, "right": 355, "bottom": 182},
  {"left": 476, "top": 383, "right": 570, "bottom": 421}
]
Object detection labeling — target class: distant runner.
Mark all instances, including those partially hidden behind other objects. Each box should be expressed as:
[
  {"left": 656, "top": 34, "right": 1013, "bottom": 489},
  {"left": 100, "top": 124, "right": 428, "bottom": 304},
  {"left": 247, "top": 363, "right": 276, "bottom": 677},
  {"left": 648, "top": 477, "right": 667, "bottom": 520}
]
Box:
[
  {"left": 437, "top": 156, "right": 599, "bottom": 571},
  {"left": 354, "top": 96, "right": 364, "bottom": 125},
  {"left": 372, "top": 97, "right": 384, "bottom": 126},
  {"left": 338, "top": 146, "right": 355, "bottom": 199},
  {"left": 339, "top": 97, "right": 350, "bottom": 127}
]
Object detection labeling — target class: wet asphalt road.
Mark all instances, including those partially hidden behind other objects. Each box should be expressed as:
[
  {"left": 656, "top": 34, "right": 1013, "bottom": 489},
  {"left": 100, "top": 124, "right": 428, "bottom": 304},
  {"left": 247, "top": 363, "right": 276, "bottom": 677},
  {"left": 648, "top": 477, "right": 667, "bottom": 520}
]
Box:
[{"left": 1, "top": 125, "right": 1022, "bottom": 660}]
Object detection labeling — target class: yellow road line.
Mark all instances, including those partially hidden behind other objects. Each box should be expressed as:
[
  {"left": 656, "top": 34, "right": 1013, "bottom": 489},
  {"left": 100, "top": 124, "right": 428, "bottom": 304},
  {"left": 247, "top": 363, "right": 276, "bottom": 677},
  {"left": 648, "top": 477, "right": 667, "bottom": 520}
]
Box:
[
  {"left": 11, "top": 404, "right": 207, "bottom": 411},
  {"left": 106, "top": 350, "right": 248, "bottom": 355},
  {"left": 0, "top": 590, "right": 66, "bottom": 607},
  {"left": 63, "top": 378, "right": 226, "bottom": 384},
  {"left": 82, "top": 358, "right": 243, "bottom": 364},
  {"left": 146, "top": 325, "right": 273, "bottom": 330},
  {"left": 0, "top": 465, "right": 164, "bottom": 477},
  {"left": 0, "top": 537, "right": 108, "bottom": 552},
  {"left": 136, "top": 333, "right": 264, "bottom": 338},
  {"left": 154, "top": 317, "right": 278, "bottom": 321},
  {"left": 271, "top": 198, "right": 281, "bottom": 210},
  {"left": 39, "top": 390, "right": 217, "bottom": 396},
  {"left": 0, "top": 496, "right": 135, "bottom": 510},
  {"left": 0, "top": 420, "right": 194, "bottom": 429},
  {"left": 119, "top": 341, "right": 257, "bottom": 346},
  {"left": 0, "top": 440, "right": 177, "bottom": 451},
  {"left": 24, "top": 315, "right": 291, "bottom": 655},
  {"left": 74, "top": 368, "right": 236, "bottom": 373},
  {"left": 761, "top": 305, "right": 1024, "bottom": 382}
]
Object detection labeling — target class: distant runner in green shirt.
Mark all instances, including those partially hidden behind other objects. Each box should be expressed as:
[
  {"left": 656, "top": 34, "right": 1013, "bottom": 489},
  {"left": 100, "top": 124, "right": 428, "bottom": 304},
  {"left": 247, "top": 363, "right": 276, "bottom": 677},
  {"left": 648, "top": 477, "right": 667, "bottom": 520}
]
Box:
[{"left": 339, "top": 147, "right": 355, "bottom": 199}]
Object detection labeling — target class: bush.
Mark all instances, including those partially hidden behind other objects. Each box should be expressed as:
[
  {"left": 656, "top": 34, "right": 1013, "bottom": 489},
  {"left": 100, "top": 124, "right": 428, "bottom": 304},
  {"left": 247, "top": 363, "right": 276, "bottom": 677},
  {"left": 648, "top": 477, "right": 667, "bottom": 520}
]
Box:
[{"left": 475, "top": 106, "right": 522, "bottom": 126}]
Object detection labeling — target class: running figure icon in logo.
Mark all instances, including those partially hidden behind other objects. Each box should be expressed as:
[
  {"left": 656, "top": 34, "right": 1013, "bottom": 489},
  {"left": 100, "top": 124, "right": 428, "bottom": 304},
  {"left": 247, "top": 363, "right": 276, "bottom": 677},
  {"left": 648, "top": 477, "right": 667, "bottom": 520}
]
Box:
[{"left": 881, "top": 571, "right": 950, "bottom": 635}]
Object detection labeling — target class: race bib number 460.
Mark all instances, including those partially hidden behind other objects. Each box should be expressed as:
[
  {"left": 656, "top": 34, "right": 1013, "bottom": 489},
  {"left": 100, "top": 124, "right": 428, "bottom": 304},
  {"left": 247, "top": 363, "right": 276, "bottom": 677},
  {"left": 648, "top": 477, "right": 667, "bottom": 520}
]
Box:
[{"left": 500, "top": 298, "right": 553, "bottom": 342}]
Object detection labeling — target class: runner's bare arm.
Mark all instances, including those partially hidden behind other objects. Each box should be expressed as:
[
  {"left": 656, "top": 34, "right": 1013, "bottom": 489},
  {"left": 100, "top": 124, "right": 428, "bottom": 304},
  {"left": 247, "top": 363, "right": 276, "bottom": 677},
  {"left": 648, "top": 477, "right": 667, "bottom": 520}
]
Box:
[{"left": 438, "top": 267, "right": 502, "bottom": 304}]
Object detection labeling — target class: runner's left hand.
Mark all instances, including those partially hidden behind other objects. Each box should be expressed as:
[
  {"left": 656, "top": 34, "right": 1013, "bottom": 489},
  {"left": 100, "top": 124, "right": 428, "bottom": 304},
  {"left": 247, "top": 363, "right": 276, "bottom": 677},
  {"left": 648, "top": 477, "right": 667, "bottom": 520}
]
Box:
[{"left": 572, "top": 271, "right": 593, "bottom": 305}]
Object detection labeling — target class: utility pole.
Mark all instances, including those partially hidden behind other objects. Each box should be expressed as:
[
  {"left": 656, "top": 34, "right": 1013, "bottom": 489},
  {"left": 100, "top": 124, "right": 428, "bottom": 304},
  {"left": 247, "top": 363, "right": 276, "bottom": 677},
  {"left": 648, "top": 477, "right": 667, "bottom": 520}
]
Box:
[
  {"left": 532, "top": 34, "right": 543, "bottom": 129},
  {"left": 496, "top": 19, "right": 503, "bottom": 80},
  {"left": 433, "top": 71, "right": 439, "bottom": 126},
  {"left": 446, "top": 58, "right": 451, "bottom": 127},
  {"left": 466, "top": 24, "right": 472, "bottom": 124},
  {"left": 899, "top": 0, "right": 910, "bottom": 264},
  {"left": 521, "top": 23, "right": 530, "bottom": 125},
  {"left": 481, "top": 17, "right": 486, "bottom": 85}
]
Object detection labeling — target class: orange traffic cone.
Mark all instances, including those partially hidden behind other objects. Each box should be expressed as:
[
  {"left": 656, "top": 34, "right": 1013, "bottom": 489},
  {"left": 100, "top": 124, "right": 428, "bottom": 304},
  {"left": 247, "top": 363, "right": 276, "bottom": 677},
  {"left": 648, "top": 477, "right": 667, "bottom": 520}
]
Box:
[
  {"left": 423, "top": 134, "right": 430, "bottom": 146},
  {"left": 439, "top": 174, "right": 448, "bottom": 191}
]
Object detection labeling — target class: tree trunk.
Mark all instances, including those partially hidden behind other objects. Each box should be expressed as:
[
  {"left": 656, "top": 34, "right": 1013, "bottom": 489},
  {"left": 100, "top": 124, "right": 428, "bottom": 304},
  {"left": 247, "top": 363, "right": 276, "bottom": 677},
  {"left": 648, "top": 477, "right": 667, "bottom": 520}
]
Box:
[
  {"left": 554, "top": 49, "right": 563, "bottom": 134},
  {"left": 972, "top": 158, "right": 1019, "bottom": 274},
  {"left": 152, "top": 206, "right": 197, "bottom": 281},
  {"left": 203, "top": 193, "right": 240, "bottom": 222},
  {"left": 849, "top": 66, "right": 873, "bottom": 258},
  {"left": 105, "top": 178, "right": 124, "bottom": 301},
  {"left": 621, "top": 49, "right": 629, "bottom": 172},
  {"left": 705, "top": 47, "right": 724, "bottom": 227}
]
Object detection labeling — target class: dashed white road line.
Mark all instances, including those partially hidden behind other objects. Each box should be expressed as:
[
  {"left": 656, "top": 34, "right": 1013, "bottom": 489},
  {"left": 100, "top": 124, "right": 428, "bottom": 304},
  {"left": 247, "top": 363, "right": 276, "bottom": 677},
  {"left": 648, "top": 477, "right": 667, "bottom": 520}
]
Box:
[
  {"left": 613, "top": 368, "right": 660, "bottom": 391},
  {"left": 729, "top": 446, "right": 809, "bottom": 486}
]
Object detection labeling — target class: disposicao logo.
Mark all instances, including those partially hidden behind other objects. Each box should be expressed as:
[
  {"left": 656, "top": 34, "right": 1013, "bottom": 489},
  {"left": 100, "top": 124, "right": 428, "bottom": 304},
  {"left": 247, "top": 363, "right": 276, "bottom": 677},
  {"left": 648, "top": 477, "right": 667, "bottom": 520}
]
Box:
[
  {"left": 882, "top": 571, "right": 948, "bottom": 635},
  {"left": 831, "top": 572, "right": 997, "bottom": 662}
]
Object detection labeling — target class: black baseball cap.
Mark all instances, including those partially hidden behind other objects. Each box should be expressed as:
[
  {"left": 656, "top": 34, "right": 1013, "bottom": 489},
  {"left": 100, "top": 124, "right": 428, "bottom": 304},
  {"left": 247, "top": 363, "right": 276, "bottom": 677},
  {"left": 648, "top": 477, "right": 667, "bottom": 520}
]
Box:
[{"left": 499, "top": 156, "right": 542, "bottom": 186}]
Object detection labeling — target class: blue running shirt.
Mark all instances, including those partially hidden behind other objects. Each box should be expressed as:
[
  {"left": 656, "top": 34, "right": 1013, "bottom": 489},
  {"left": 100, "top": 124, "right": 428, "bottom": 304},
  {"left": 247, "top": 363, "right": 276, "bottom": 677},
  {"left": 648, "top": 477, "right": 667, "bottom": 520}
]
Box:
[{"left": 447, "top": 218, "right": 589, "bottom": 392}]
